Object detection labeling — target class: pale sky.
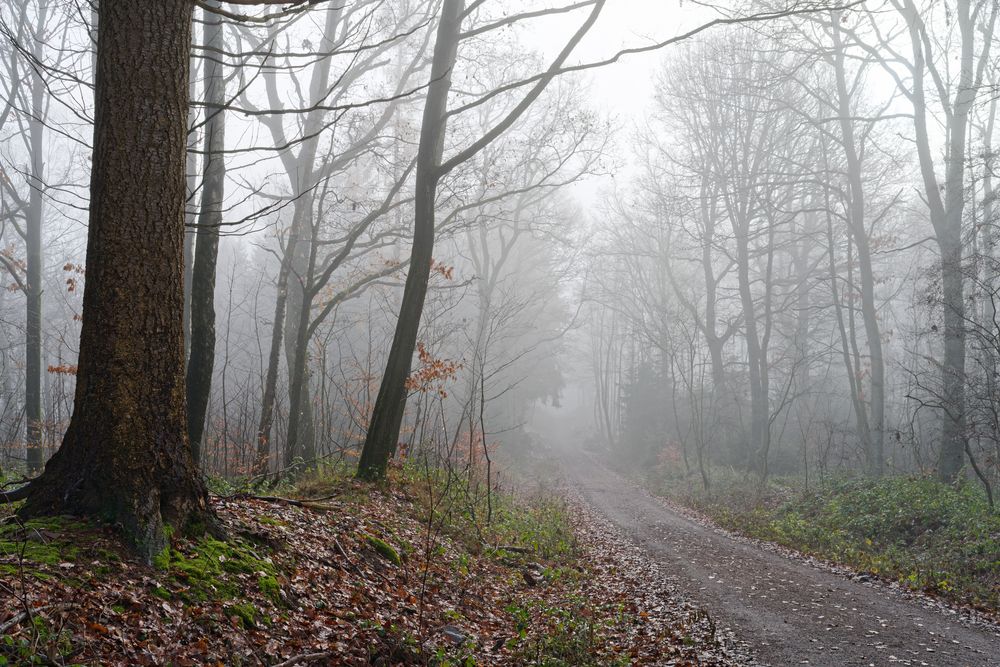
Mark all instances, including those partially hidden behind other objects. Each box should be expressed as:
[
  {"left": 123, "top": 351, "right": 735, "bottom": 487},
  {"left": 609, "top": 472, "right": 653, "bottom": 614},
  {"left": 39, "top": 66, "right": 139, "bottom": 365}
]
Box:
[
  {"left": 521, "top": 1, "right": 721, "bottom": 203},
  {"left": 526, "top": 1, "right": 714, "bottom": 120}
]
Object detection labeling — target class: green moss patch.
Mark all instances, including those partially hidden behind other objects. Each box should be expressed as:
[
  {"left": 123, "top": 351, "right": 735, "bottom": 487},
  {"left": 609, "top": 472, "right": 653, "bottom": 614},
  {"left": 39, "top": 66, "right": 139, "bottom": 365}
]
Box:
[
  {"left": 366, "top": 534, "right": 402, "bottom": 566},
  {"left": 256, "top": 516, "right": 286, "bottom": 527},
  {"left": 0, "top": 516, "right": 90, "bottom": 573},
  {"left": 155, "top": 536, "right": 280, "bottom": 604},
  {"left": 224, "top": 602, "right": 262, "bottom": 629}
]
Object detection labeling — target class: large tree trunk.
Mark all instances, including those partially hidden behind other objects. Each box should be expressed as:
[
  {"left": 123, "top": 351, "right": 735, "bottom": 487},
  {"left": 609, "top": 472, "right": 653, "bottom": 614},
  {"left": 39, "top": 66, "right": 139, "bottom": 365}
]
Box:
[
  {"left": 186, "top": 1, "right": 226, "bottom": 464},
  {"left": 18, "top": 0, "right": 212, "bottom": 562},
  {"left": 357, "top": 0, "right": 463, "bottom": 480}
]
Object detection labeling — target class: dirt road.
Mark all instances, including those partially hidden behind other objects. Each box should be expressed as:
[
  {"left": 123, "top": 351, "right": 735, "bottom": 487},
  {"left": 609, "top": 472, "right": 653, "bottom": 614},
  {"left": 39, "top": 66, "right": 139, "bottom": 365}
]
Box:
[{"left": 558, "top": 451, "right": 1000, "bottom": 666}]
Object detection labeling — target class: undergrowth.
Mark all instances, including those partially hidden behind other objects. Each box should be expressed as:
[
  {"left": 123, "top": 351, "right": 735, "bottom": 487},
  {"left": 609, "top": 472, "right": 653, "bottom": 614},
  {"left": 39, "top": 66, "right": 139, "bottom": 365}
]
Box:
[
  {"left": 279, "top": 460, "right": 579, "bottom": 563},
  {"left": 658, "top": 469, "right": 1000, "bottom": 613},
  {"left": 0, "top": 458, "right": 626, "bottom": 664}
]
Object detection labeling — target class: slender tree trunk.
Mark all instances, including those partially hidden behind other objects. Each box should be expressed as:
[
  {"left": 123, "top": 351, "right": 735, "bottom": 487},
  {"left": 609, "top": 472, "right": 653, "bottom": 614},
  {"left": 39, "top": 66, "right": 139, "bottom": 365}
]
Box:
[
  {"left": 18, "top": 0, "right": 212, "bottom": 561},
  {"left": 284, "top": 220, "right": 318, "bottom": 468},
  {"left": 186, "top": 1, "right": 226, "bottom": 465},
  {"left": 832, "top": 13, "right": 884, "bottom": 475},
  {"left": 24, "top": 80, "right": 44, "bottom": 475},
  {"left": 357, "top": 0, "right": 603, "bottom": 479},
  {"left": 275, "top": 5, "right": 343, "bottom": 469},
  {"left": 255, "top": 250, "right": 290, "bottom": 474},
  {"left": 282, "top": 197, "right": 318, "bottom": 466},
  {"left": 357, "top": 0, "right": 463, "bottom": 480},
  {"left": 184, "top": 206, "right": 196, "bottom": 364},
  {"left": 183, "top": 34, "right": 200, "bottom": 367},
  {"left": 826, "top": 207, "right": 872, "bottom": 444},
  {"left": 698, "top": 183, "right": 727, "bottom": 390},
  {"left": 735, "top": 227, "right": 768, "bottom": 476},
  {"left": 901, "top": 0, "right": 990, "bottom": 482}
]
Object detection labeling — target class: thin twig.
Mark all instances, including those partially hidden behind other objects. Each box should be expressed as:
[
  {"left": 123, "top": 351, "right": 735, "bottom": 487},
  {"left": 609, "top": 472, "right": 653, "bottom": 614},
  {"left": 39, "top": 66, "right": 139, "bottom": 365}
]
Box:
[{"left": 271, "top": 652, "right": 333, "bottom": 667}]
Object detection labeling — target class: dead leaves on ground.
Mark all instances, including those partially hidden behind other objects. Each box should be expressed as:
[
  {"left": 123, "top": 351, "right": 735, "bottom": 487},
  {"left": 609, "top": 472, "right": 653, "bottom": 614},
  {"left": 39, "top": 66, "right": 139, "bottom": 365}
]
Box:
[{"left": 1, "top": 483, "right": 740, "bottom": 665}]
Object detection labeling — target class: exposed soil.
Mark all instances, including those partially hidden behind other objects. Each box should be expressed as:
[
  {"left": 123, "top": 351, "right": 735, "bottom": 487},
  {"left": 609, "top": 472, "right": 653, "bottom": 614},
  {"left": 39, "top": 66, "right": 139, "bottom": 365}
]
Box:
[{"left": 557, "top": 449, "right": 1000, "bottom": 667}]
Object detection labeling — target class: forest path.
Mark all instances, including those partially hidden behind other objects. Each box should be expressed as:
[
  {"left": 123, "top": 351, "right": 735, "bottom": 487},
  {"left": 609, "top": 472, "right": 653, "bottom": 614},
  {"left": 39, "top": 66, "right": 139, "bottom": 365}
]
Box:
[{"left": 556, "top": 449, "right": 1000, "bottom": 667}]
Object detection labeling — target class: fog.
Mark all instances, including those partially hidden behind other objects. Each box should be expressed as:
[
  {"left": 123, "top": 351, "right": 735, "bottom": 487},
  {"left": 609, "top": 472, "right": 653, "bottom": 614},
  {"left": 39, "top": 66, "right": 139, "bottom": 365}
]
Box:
[{"left": 0, "top": 0, "right": 997, "bottom": 499}]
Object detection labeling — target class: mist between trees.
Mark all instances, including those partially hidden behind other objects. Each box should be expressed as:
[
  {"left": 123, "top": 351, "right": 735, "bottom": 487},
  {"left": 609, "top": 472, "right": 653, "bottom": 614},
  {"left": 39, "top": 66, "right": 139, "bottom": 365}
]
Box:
[{"left": 0, "top": 0, "right": 996, "bottom": 557}]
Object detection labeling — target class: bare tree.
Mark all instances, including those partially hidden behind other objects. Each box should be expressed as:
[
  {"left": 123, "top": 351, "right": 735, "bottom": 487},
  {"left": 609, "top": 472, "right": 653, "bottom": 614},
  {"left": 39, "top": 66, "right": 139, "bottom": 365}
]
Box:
[
  {"left": 855, "top": 0, "right": 998, "bottom": 481},
  {"left": 358, "top": 0, "right": 607, "bottom": 479}
]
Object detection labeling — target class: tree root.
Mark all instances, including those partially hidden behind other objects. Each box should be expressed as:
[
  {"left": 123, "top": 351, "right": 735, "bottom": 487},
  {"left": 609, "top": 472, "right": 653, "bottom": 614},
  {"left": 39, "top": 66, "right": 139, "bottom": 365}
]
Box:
[{"left": 0, "top": 481, "right": 34, "bottom": 504}]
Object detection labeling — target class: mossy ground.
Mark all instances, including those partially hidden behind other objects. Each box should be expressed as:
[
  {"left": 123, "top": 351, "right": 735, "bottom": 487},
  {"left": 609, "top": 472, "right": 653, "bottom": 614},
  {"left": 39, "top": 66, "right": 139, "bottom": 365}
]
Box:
[
  {"left": 152, "top": 535, "right": 281, "bottom": 604},
  {"left": 0, "top": 516, "right": 119, "bottom": 584}
]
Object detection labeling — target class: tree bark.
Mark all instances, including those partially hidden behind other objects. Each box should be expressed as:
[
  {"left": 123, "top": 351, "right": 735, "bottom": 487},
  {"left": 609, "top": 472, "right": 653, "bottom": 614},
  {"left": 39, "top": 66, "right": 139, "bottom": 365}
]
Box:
[
  {"left": 186, "top": 1, "right": 226, "bottom": 465},
  {"left": 18, "top": 0, "right": 213, "bottom": 562}
]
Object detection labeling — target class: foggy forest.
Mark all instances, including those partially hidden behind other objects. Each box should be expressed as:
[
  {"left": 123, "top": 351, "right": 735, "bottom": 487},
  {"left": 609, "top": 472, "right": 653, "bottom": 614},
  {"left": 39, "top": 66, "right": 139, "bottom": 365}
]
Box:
[{"left": 1, "top": 0, "right": 999, "bottom": 665}]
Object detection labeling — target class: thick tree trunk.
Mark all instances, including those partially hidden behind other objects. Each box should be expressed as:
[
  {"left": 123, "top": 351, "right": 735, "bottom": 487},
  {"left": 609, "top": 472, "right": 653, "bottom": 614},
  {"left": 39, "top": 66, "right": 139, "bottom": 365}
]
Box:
[
  {"left": 357, "top": 0, "right": 463, "bottom": 480},
  {"left": 18, "top": 0, "right": 212, "bottom": 561},
  {"left": 186, "top": 1, "right": 226, "bottom": 464},
  {"left": 939, "top": 237, "right": 968, "bottom": 481}
]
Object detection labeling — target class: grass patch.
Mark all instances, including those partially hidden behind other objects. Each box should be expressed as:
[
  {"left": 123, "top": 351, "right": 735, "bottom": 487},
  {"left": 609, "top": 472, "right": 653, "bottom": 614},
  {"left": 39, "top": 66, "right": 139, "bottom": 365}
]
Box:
[
  {"left": 392, "top": 462, "right": 577, "bottom": 563},
  {"left": 0, "top": 516, "right": 82, "bottom": 565},
  {"left": 503, "top": 597, "right": 632, "bottom": 667}
]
